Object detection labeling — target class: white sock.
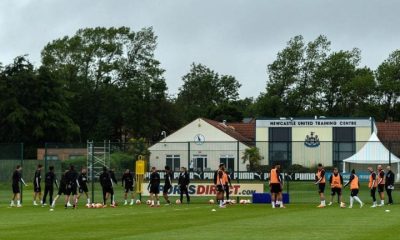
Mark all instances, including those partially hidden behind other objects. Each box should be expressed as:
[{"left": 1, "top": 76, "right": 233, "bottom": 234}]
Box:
[
  {"left": 381, "top": 200, "right": 384, "bottom": 205},
  {"left": 220, "top": 200, "right": 223, "bottom": 207},
  {"left": 157, "top": 201, "right": 160, "bottom": 205},
  {"left": 131, "top": 199, "right": 134, "bottom": 203},
  {"left": 322, "top": 200, "right": 326, "bottom": 205},
  {"left": 373, "top": 201, "right": 376, "bottom": 205},
  {"left": 17, "top": 200, "right": 20, "bottom": 205},
  {"left": 354, "top": 196, "right": 362, "bottom": 204},
  {"left": 87, "top": 198, "right": 91, "bottom": 204},
  {"left": 151, "top": 200, "right": 154, "bottom": 205},
  {"left": 124, "top": 200, "right": 127, "bottom": 203},
  {"left": 271, "top": 201, "right": 275, "bottom": 207},
  {"left": 11, "top": 200, "right": 14, "bottom": 204},
  {"left": 350, "top": 197, "right": 354, "bottom": 207}
]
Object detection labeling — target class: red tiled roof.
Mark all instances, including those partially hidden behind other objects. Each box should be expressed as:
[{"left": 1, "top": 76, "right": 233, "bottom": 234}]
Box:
[
  {"left": 202, "top": 118, "right": 254, "bottom": 143},
  {"left": 376, "top": 122, "right": 400, "bottom": 142},
  {"left": 227, "top": 123, "right": 255, "bottom": 141}
]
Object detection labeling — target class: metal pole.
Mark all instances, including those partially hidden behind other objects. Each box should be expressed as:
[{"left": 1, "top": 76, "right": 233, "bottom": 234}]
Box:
[
  {"left": 187, "top": 142, "right": 190, "bottom": 169},
  {"left": 236, "top": 141, "right": 240, "bottom": 203},
  {"left": 44, "top": 143, "right": 48, "bottom": 175},
  {"left": 91, "top": 142, "right": 95, "bottom": 203},
  {"left": 389, "top": 141, "right": 392, "bottom": 167},
  {"left": 20, "top": 143, "right": 24, "bottom": 204}
]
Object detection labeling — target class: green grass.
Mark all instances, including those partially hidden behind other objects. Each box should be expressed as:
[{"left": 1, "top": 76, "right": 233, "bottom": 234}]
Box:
[{"left": 0, "top": 182, "right": 399, "bottom": 239}]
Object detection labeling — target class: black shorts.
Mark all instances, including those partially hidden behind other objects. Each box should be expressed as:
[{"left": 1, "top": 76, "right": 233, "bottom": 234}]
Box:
[
  {"left": 58, "top": 187, "right": 66, "bottom": 195},
  {"left": 65, "top": 184, "right": 77, "bottom": 196},
  {"left": 150, "top": 185, "right": 160, "bottom": 194},
  {"left": 12, "top": 184, "right": 20, "bottom": 194},
  {"left": 318, "top": 183, "right": 325, "bottom": 193},
  {"left": 270, "top": 183, "right": 282, "bottom": 194},
  {"left": 216, "top": 185, "right": 224, "bottom": 193},
  {"left": 331, "top": 187, "right": 342, "bottom": 196},
  {"left": 125, "top": 186, "right": 134, "bottom": 193},
  {"left": 163, "top": 184, "right": 171, "bottom": 194},
  {"left": 351, "top": 189, "right": 359, "bottom": 197},
  {"left": 34, "top": 185, "right": 41, "bottom": 193},
  {"left": 378, "top": 184, "right": 385, "bottom": 193},
  {"left": 79, "top": 185, "right": 89, "bottom": 193},
  {"left": 370, "top": 187, "right": 376, "bottom": 196},
  {"left": 103, "top": 186, "right": 114, "bottom": 194}
]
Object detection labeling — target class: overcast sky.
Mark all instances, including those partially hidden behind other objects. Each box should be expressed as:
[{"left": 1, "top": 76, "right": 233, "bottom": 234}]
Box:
[{"left": 0, "top": 0, "right": 399, "bottom": 98}]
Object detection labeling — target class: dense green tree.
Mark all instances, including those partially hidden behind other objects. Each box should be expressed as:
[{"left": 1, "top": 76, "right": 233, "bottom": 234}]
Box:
[
  {"left": 41, "top": 27, "right": 179, "bottom": 141},
  {"left": 0, "top": 56, "right": 78, "bottom": 152},
  {"left": 176, "top": 63, "right": 241, "bottom": 121},
  {"left": 376, "top": 50, "right": 400, "bottom": 121}
]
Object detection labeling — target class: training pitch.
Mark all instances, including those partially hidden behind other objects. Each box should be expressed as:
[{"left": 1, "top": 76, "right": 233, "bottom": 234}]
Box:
[{"left": 1, "top": 201, "right": 399, "bottom": 239}]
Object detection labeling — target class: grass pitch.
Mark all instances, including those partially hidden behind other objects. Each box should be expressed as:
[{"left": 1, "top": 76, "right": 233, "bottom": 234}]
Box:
[{"left": 0, "top": 182, "right": 399, "bottom": 240}]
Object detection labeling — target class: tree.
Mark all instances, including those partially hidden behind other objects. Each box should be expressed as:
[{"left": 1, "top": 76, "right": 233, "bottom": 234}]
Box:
[
  {"left": 242, "top": 147, "right": 262, "bottom": 171},
  {"left": 41, "top": 27, "right": 176, "bottom": 141},
  {"left": 376, "top": 50, "right": 400, "bottom": 121},
  {"left": 0, "top": 56, "right": 79, "bottom": 156},
  {"left": 259, "top": 35, "right": 330, "bottom": 117},
  {"left": 176, "top": 63, "right": 241, "bottom": 121}
]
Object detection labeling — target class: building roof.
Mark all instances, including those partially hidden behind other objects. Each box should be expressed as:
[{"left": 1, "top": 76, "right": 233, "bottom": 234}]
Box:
[
  {"left": 376, "top": 122, "right": 400, "bottom": 142},
  {"left": 227, "top": 122, "right": 255, "bottom": 140},
  {"left": 202, "top": 118, "right": 254, "bottom": 142}
]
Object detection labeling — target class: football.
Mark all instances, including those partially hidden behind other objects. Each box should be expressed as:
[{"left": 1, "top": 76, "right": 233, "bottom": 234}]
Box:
[
  {"left": 230, "top": 199, "right": 236, "bottom": 204},
  {"left": 146, "top": 200, "right": 152, "bottom": 205},
  {"left": 136, "top": 200, "right": 141, "bottom": 205},
  {"left": 239, "top": 199, "right": 245, "bottom": 204},
  {"left": 209, "top": 199, "right": 215, "bottom": 204},
  {"left": 85, "top": 203, "right": 91, "bottom": 208},
  {"left": 175, "top": 199, "right": 181, "bottom": 204}
]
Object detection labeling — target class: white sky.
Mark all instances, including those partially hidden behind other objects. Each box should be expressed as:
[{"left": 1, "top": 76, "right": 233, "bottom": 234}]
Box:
[{"left": 0, "top": 0, "right": 399, "bottom": 98}]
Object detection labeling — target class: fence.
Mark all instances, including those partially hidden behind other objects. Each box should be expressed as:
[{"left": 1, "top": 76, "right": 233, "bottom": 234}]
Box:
[{"left": 0, "top": 141, "right": 399, "bottom": 204}]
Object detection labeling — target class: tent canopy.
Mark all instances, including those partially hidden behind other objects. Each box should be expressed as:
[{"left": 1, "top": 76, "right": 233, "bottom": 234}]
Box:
[{"left": 343, "top": 132, "right": 400, "bottom": 164}]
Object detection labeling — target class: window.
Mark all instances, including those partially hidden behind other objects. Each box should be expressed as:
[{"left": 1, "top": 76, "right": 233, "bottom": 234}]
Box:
[
  {"left": 192, "top": 155, "right": 207, "bottom": 172},
  {"left": 220, "top": 155, "right": 235, "bottom": 173},
  {"left": 166, "top": 155, "right": 180, "bottom": 172},
  {"left": 333, "top": 127, "right": 355, "bottom": 170},
  {"left": 45, "top": 155, "right": 59, "bottom": 161},
  {"left": 269, "top": 127, "right": 292, "bottom": 168}
]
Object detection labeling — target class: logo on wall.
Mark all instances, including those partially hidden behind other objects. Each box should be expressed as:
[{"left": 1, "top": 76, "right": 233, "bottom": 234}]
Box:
[{"left": 304, "top": 131, "right": 320, "bottom": 148}]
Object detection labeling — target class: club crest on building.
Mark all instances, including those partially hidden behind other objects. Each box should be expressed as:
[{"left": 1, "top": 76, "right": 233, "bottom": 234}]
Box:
[{"left": 304, "top": 132, "right": 320, "bottom": 148}]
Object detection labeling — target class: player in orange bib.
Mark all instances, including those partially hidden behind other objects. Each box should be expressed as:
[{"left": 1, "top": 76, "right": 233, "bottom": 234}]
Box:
[
  {"left": 269, "top": 164, "right": 285, "bottom": 208},
  {"left": 215, "top": 164, "right": 227, "bottom": 208},
  {"left": 367, "top": 167, "right": 377, "bottom": 207},
  {"left": 328, "top": 167, "right": 345, "bottom": 208},
  {"left": 344, "top": 169, "right": 363, "bottom": 208},
  {"left": 315, "top": 163, "right": 326, "bottom": 208}
]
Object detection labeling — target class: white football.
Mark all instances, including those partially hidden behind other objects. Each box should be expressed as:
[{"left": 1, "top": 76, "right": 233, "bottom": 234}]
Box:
[
  {"left": 240, "top": 199, "right": 245, "bottom": 204},
  {"left": 85, "top": 203, "right": 91, "bottom": 208},
  {"left": 246, "top": 200, "right": 251, "bottom": 204},
  {"left": 209, "top": 199, "right": 215, "bottom": 204},
  {"left": 146, "top": 200, "right": 152, "bottom": 205},
  {"left": 175, "top": 199, "right": 181, "bottom": 204},
  {"left": 230, "top": 199, "right": 236, "bottom": 204},
  {"left": 136, "top": 200, "right": 141, "bottom": 205}
]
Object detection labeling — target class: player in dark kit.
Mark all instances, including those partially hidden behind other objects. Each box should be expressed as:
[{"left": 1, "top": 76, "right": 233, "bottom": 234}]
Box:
[
  {"left": 109, "top": 168, "right": 118, "bottom": 205},
  {"left": 178, "top": 167, "right": 190, "bottom": 204},
  {"left": 42, "top": 166, "right": 58, "bottom": 207},
  {"left": 77, "top": 168, "right": 91, "bottom": 205},
  {"left": 10, "top": 165, "right": 28, "bottom": 207},
  {"left": 64, "top": 165, "right": 79, "bottom": 209},
  {"left": 224, "top": 170, "right": 232, "bottom": 204},
  {"left": 122, "top": 169, "right": 135, "bottom": 205},
  {"left": 52, "top": 170, "right": 68, "bottom": 208},
  {"left": 163, "top": 166, "right": 173, "bottom": 205},
  {"left": 33, "top": 164, "right": 43, "bottom": 206},
  {"left": 100, "top": 167, "right": 115, "bottom": 207},
  {"left": 148, "top": 166, "right": 161, "bottom": 207},
  {"left": 315, "top": 163, "right": 326, "bottom": 208}
]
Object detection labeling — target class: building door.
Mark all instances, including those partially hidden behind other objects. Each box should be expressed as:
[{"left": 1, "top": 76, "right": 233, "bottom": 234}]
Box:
[
  {"left": 220, "top": 155, "right": 235, "bottom": 173},
  {"left": 192, "top": 155, "right": 207, "bottom": 172}
]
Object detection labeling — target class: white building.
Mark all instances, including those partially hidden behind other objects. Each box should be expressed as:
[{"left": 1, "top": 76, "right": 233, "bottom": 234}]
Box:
[{"left": 148, "top": 118, "right": 254, "bottom": 173}]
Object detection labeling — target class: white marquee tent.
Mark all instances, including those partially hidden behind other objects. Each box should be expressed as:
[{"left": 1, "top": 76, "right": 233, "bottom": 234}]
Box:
[{"left": 343, "top": 132, "right": 400, "bottom": 181}]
